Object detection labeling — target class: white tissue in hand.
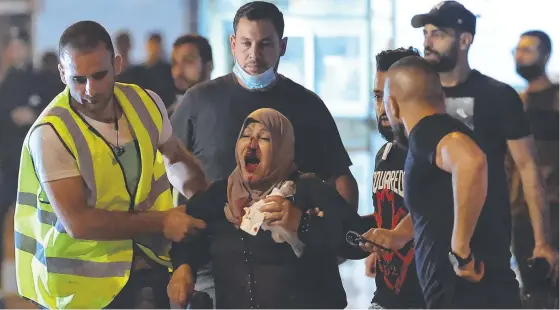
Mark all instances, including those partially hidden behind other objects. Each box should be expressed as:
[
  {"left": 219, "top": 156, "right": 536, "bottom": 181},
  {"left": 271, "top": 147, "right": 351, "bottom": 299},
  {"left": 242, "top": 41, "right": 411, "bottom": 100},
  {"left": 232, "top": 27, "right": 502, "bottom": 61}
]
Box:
[
  {"left": 239, "top": 181, "right": 294, "bottom": 236},
  {"left": 239, "top": 181, "right": 305, "bottom": 257},
  {"left": 240, "top": 203, "right": 266, "bottom": 236},
  {"left": 260, "top": 182, "right": 306, "bottom": 257}
]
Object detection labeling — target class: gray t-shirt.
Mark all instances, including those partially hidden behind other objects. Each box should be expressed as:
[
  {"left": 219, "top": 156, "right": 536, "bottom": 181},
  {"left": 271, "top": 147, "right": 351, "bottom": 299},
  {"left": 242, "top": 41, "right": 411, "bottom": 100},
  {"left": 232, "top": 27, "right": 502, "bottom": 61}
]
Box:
[{"left": 171, "top": 73, "right": 353, "bottom": 183}]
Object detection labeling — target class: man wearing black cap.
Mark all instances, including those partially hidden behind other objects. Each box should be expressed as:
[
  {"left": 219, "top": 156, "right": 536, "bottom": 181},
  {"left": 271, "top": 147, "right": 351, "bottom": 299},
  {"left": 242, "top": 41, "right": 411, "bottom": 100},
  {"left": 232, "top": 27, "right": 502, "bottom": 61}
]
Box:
[{"left": 412, "top": 0, "right": 558, "bottom": 291}]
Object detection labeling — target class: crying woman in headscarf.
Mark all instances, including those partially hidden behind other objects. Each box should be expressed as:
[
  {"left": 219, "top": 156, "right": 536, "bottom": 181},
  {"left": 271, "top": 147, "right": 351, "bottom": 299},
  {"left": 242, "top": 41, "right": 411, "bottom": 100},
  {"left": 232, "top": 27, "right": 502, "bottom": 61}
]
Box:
[{"left": 168, "top": 108, "right": 370, "bottom": 309}]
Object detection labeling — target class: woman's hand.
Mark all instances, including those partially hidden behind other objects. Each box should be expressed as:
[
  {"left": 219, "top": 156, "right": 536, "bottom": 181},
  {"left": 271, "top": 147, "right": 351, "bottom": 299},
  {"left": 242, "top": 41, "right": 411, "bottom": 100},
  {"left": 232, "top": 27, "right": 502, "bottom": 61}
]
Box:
[
  {"left": 167, "top": 264, "right": 195, "bottom": 308},
  {"left": 260, "top": 196, "right": 302, "bottom": 232}
]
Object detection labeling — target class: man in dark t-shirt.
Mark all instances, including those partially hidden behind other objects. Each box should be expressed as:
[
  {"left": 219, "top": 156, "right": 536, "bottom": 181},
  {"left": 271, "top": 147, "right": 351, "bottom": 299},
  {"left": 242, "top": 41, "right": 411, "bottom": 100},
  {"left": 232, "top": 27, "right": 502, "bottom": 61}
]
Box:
[
  {"left": 372, "top": 55, "right": 520, "bottom": 308},
  {"left": 508, "top": 30, "right": 559, "bottom": 308},
  {"left": 172, "top": 73, "right": 353, "bottom": 185},
  {"left": 411, "top": 0, "right": 557, "bottom": 271},
  {"left": 170, "top": 2, "right": 358, "bottom": 307},
  {"left": 361, "top": 47, "right": 424, "bottom": 309},
  {"left": 171, "top": 2, "right": 357, "bottom": 204}
]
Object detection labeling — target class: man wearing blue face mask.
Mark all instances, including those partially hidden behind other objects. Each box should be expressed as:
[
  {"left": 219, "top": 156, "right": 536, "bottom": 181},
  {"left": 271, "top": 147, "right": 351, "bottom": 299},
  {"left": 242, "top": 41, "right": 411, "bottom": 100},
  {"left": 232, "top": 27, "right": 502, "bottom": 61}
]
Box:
[
  {"left": 171, "top": 1, "right": 357, "bottom": 206},
  {"left": 171, "top": 2, "right": 358, "bottom": 305}
]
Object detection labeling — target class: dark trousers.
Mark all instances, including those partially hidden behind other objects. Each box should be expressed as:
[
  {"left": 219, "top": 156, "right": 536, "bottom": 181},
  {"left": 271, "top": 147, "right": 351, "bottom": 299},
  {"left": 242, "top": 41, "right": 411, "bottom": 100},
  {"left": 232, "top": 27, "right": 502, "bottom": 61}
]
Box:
[
  {"left": 427, "top": 275, "right": 521, "bottom": 309},
  {"left": 511, "top": 203, "right": 559, "bottom": 308},
  {"left": 106, "top": 266, "right": 171, "bottom": 309}
]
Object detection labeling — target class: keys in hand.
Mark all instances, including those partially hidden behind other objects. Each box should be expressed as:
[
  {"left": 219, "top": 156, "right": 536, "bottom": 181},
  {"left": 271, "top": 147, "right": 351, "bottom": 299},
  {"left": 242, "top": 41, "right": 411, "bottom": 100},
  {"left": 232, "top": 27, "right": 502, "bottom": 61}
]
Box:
[{"left": 360, "top": 228, "right": 400, "bottom": 253}]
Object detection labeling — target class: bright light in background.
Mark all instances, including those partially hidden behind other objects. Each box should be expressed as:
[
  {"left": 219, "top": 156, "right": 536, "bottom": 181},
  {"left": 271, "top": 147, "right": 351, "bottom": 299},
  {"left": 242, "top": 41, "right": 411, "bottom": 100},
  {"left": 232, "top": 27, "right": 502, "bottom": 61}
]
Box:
[
  {"left": 395, "top": 0, "right": 559, "bottom": 87},
  {"left": 34, "top": 0, "right": 185, "bottom": 64}
]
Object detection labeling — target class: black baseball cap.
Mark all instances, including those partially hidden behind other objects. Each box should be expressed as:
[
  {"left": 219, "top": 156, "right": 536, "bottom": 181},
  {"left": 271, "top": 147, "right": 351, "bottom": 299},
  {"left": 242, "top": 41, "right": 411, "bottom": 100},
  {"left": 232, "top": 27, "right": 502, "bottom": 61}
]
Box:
[{"left": 411, "top": 1, "right": 476, "bottom": 35}]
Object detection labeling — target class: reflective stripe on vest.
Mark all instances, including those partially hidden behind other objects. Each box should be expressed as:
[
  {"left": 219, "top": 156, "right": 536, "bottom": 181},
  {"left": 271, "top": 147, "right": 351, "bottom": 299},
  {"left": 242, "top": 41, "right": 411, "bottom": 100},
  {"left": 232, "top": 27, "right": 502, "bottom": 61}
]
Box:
[
  {"left": 17, "top": 192, "right": 66, "bottom": 233},
  {"left": 15, "top": 83, "right": 173, "bottom": 309},
  {"left": 15, "top": 232, "right": 129, "bottom": 278},
  {"left": 136, "top": 173, "right": 172, "bottom": 211},
  {"left": 117, "top": 86, "right": 159, "bottom": 157},
  {"left": 47, "top": 106, "right": 97, "bottom": 203},
  {"left": 48, "top": 104, "right": 170, "bottom": 211}
]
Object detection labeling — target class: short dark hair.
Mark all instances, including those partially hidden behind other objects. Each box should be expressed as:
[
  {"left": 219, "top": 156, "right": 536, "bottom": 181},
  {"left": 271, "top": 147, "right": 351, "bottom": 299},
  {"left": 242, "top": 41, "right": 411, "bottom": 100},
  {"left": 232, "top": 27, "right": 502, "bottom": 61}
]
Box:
[
  {"left": 390, "top": 55, "right": 442, "bottom": 103},
  {"left": 233, "top": 1, "right": 284, "bottom": 38},
  {"left": 115, "top": 31, "right": 131, "bottom": 46},
  {"left": 521, "top": 30, "right": 552, "bottom": 55},
  {"left": 376, "top": 47, "right": 420, "bottom": 72},
  {"left": 59, "top": 20, "right": 114, "bottom": 58},
  {"left": 390, "top": 55, "right": 439, "bottom": 76},
  {"left": 173, "top": 34, "right": 213, "bottom": 64},
  {"left": 148, "top": 32, "right": 162, "bottom": 44},
  {"left": 41, "top": 51, "right": 58, "bottom": 65}
]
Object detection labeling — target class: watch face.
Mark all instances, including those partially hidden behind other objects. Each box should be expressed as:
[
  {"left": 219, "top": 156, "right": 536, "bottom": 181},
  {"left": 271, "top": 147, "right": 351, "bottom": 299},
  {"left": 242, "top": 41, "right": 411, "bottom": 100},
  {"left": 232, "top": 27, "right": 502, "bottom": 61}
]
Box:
[{"left": 448, "top": 252, "right": 459, "bottom": 267}]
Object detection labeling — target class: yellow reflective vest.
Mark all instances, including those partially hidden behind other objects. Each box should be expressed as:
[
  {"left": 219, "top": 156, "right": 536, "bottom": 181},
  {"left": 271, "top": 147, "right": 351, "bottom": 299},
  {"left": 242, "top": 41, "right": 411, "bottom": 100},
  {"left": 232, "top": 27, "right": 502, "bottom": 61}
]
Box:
[{"left": 14, "top": 83, "right": 173, "bottom": 309}]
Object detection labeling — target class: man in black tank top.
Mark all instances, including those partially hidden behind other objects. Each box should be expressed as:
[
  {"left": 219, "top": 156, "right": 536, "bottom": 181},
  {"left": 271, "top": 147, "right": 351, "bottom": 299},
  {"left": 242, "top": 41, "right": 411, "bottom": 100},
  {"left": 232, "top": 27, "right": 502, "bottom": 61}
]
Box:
[{"left": 367, "top": 56, "right": 521, "bottom": 308}]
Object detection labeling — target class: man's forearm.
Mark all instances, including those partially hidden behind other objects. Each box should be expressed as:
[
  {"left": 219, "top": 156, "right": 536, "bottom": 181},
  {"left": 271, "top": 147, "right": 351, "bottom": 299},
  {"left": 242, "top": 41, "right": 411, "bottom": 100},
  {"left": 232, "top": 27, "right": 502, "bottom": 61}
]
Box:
[
  {"left": 360, "top": 215, "right": 413, "bottom": 251},
  {"left": 393, "top": 214, "right": 414, "bottom": 246},
  {"left": 451, "top": 161, "right": 487, "bottom": 256},
  {"left": 519, "top": 163, "right": 550, "bottom": 246},
  {"left": 333, "top": 173, "right": 359, "bottom": 210},
  {"left": 66, "top": 209, "right": 166, "bottom": 241}
]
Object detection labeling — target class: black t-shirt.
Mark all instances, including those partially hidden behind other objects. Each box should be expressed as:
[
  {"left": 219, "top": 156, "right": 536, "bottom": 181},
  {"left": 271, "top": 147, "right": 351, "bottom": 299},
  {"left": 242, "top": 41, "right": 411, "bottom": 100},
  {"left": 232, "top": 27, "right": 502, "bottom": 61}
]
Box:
[
  {"left": 443, "top": 70, "right": 530, "bottom": 213},
  {"left": 443, "top": 70, "right": 531, "bottom": 151},
  {"left": 117, "top": 65, "right": 148, "bottom": 89},
  {"left": 524, "top": 84, "right": 559, "bottom": 140},
  {"left": 369, "top": 142, "right": 424, "bottom": 308},
  {"left": 405, "top": 114, "right": 517, "bottom": 304},
  {"left": 171, "top": 73, "right": 352, "bottom": 182},
  {"left": 118, "top": 62, "right": 176, "bottom": 108},
  {"left": 171, "top": 173, "right": 369, "bottom": 309},
  {"left": 525, "top": 84, "right": 559, "bottom": 204}
]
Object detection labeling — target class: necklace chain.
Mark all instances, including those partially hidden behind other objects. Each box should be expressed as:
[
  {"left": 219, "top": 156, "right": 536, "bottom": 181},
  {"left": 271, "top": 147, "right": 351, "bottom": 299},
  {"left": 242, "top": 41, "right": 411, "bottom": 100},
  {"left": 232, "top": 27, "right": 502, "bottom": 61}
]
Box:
[{"left": 113, "top": 102, "right": 125, "bottom": 156}]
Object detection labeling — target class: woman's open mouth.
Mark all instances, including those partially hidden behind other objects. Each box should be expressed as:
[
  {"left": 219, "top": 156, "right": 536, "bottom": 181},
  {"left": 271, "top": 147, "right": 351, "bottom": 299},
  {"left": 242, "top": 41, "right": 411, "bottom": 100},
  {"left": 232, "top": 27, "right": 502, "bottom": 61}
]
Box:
[{"left": 244, "top": 147, "right": 261, "bottom": 173}]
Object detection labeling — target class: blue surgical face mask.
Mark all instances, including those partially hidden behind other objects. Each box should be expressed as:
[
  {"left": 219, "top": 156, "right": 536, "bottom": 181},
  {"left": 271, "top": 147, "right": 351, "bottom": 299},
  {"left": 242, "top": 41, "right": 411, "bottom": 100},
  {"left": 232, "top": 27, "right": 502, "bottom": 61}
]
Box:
[{"left": 232, "top": 60, "right": 276, "bottom": 90}]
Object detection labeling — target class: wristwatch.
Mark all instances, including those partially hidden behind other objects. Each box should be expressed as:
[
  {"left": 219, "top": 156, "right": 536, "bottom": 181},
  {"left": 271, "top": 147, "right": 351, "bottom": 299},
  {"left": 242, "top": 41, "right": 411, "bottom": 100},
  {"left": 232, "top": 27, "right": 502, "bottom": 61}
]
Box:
[{"left": 448, "top": 251, "right": 473, "bottom": 268}]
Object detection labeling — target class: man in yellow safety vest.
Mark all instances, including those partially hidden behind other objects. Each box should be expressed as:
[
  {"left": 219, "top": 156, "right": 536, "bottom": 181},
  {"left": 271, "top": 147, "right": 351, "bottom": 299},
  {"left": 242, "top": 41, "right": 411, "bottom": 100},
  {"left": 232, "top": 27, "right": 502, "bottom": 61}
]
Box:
[{"left": 14, "top": 20, "right": 208, "bottom": 309}]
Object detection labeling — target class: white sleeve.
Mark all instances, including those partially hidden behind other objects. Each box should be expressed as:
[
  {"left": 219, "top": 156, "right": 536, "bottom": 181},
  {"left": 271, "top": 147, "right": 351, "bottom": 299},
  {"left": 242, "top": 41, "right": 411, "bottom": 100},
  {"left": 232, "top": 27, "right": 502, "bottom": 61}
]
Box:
[
  {"left": 145, "top": 89, "right": 172, "bottom": 146},
  {"left": 29, "top": 126, "right": 81, "bottom": 183}
]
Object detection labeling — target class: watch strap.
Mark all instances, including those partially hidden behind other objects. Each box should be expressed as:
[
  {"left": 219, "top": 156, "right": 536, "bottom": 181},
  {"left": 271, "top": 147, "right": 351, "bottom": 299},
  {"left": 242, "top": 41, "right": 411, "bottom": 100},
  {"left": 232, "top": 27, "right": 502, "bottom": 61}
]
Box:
[{"left": 450, "top": 251, "right": 473, "bottom": 267}]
